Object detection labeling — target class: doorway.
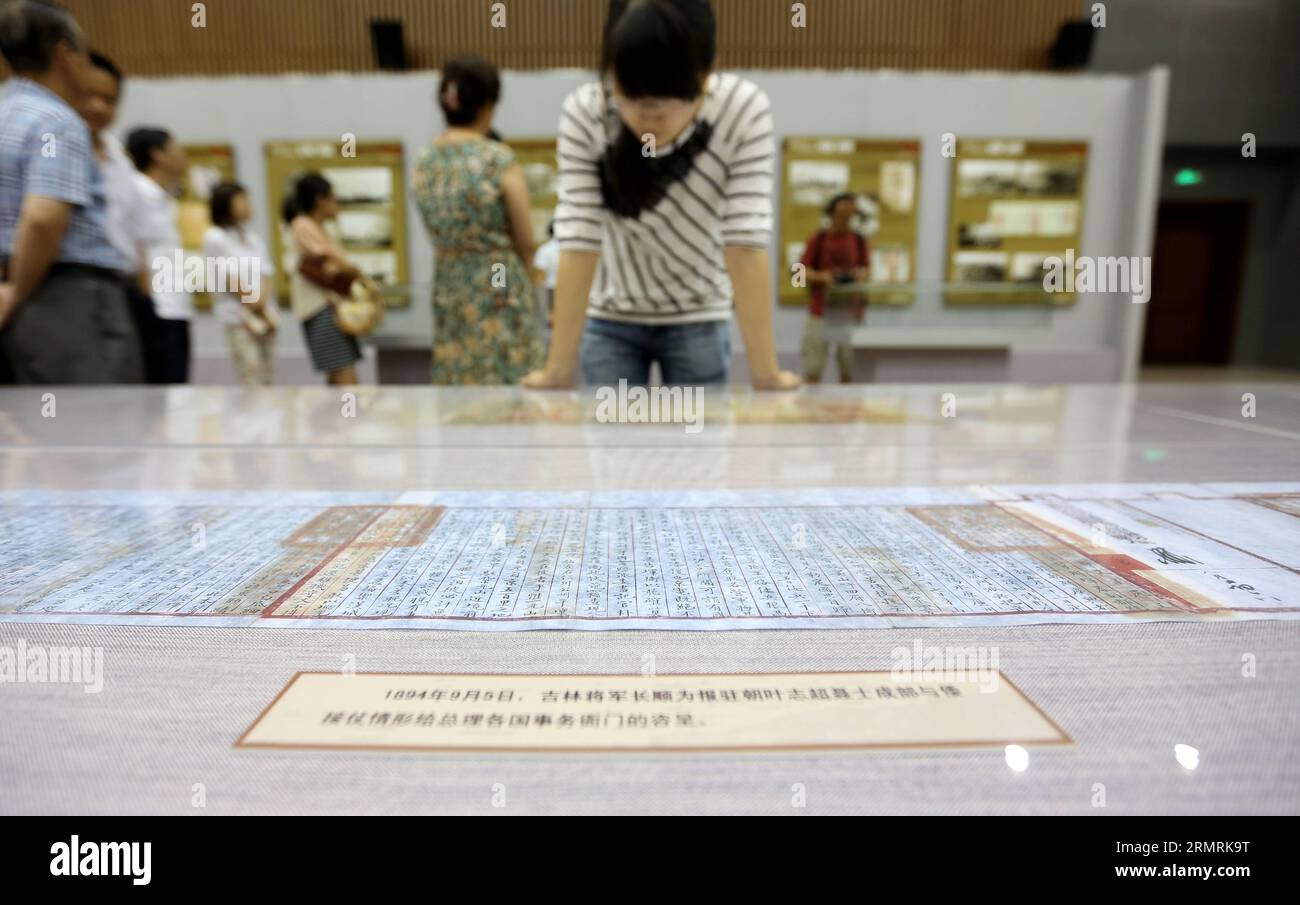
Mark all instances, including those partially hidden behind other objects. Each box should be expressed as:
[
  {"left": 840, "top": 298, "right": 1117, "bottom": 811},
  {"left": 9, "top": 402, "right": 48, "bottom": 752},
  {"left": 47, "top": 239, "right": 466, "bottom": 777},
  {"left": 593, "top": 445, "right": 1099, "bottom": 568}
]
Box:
[{"left": 1142, "top": 201, "right": 1250, "bottom": 365}]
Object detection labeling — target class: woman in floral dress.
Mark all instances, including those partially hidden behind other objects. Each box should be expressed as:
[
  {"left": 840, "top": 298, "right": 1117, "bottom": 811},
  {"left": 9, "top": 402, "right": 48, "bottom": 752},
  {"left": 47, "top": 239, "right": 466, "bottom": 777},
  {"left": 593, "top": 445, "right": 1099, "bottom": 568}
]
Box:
[{"left": 412, "top": 56, "right": 544, "bottom": 384}]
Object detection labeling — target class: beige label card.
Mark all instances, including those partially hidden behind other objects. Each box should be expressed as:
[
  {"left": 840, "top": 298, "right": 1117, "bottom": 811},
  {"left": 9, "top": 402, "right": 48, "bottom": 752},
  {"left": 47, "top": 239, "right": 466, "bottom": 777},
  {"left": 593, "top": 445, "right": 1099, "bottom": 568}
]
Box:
[{"left": 238, "top": 671, "right": 1070, "bottom": 752}]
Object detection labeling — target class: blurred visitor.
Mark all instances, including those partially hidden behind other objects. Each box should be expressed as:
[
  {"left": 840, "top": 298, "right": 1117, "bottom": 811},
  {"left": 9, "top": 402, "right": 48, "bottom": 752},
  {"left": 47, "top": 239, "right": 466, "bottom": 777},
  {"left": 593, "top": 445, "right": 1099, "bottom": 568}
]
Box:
[
  {"left": 204, "top": 181, "right": 277, "bottom": 386},
  {"left": 78, "top": 51, "right": 141, "bottom": 282},
  {"left": 126, "top": 126, "right": 192, "bottom": 384},
  {"left": 0, "top": 0, "right": 142, "bottom": 384},
  {"left": 413, "top": 55, "right": 544, "bottom": 384},
  {"left": 283, "top": 172, "right": 362, "bottom": 386},
  {"left": 799, "top": 192, "right": 869, "bottom": 383},
  {"left": 531, "top": 219, "right": 559, "bottom": 326}
]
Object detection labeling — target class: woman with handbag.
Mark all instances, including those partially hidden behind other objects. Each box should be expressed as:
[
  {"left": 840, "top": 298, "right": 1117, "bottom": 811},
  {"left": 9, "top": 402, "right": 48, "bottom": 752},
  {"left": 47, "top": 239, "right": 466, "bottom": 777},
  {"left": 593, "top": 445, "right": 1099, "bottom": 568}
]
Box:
[{"left": 282, "top": 173, "right": 368, "bottom": 386}]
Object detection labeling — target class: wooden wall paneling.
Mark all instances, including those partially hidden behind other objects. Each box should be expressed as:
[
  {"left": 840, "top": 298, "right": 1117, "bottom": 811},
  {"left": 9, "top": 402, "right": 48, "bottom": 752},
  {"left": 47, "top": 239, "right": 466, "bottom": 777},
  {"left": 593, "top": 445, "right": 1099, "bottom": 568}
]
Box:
[{"left": 3, "top": 0, "right": 1083, "bottom": 79}]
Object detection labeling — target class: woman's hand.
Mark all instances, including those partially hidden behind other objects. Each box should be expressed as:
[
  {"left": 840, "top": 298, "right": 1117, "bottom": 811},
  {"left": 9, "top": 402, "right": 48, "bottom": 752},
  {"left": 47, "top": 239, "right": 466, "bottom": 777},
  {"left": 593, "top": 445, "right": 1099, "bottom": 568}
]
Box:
[
  {"left": 521, "top": 367, "right": 576, "bottom": 389},
  {"left": 752, "top": 369, "right": 802, "bottom": 391}
]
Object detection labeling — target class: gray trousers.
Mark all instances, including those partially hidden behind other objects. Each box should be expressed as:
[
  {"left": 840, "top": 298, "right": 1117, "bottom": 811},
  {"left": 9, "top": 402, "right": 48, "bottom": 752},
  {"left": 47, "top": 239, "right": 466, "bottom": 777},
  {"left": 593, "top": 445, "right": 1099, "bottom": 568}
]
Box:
[{"left": 0, "top": 272, "right": 143, "bottom": 384}]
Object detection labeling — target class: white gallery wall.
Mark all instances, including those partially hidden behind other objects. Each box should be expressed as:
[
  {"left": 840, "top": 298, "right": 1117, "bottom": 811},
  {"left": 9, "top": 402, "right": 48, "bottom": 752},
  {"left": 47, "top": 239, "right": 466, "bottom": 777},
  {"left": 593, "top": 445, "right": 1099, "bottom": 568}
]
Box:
[{"left": 116, "top": 66, "right": 1167, "bottom": 384}]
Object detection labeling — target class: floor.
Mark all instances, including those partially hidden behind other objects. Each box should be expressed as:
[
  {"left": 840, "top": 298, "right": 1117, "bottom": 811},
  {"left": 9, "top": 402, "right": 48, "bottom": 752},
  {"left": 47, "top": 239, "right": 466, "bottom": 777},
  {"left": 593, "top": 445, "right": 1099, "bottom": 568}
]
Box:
[
  {"left": 1140, "top": 365, "right": 1300, "bottom": 383},
  {"left": 1, "top": 383, "right": 1298, "bottom": 813}
]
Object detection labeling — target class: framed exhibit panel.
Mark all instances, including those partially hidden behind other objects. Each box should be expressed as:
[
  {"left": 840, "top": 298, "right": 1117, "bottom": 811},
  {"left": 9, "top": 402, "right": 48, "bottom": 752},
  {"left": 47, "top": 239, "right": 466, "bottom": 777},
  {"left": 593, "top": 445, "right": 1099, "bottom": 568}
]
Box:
[
  {"left": 264, "top": 139, "right": 409, "bottom": 307},
  {"left": 179, "top": 144, "right": 237, "bottom": 310},
  {"left": 779, "top": 137, "right": 921, "bottom": 307},
  {"left": 945, "top": 139, "right": 1089, "bottom": 305},
  {"left": 506, "top": 137, "right": 559, "bottom": 246}
]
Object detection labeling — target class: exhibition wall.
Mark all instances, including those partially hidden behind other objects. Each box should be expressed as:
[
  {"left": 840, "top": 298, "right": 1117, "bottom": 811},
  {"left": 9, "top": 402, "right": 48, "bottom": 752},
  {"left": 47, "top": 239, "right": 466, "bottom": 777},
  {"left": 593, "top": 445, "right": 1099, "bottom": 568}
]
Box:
[{"left": 115, "top": 66, "right": 1168, "bottom": 383}]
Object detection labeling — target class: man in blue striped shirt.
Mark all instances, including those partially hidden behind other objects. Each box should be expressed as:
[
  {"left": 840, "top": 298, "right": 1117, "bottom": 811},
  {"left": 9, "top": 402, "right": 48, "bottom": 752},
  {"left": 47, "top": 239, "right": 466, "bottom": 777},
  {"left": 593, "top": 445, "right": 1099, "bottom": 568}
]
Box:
[{"left": 0, "top": 0, "right": 142, "bottom": 383}]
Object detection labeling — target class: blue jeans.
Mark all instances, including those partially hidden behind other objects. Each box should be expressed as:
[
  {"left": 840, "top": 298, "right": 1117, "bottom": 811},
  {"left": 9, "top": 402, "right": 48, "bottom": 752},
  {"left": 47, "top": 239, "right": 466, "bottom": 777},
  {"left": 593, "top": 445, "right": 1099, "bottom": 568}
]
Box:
[{"left": 580, "top": 317, "right": 732, "bottom": 386}]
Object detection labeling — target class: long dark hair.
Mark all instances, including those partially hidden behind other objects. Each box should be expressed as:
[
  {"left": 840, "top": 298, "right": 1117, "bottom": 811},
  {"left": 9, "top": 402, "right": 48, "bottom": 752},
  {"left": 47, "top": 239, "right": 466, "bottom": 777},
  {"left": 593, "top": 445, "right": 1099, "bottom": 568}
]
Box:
[
  {"left": 598, "top": 0, "right": 716, "bottom": 218},
  {"left": 602, "top": 0, "right": 714, "bottom": 101},
  {"left": 281, "top": 172, "right": 333, "bottom": 223}
]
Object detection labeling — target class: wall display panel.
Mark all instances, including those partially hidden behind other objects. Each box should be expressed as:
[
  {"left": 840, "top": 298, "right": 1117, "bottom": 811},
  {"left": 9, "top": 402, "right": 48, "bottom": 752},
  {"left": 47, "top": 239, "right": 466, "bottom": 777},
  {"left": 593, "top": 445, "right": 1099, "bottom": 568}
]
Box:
[
  {"left": 779, "top": 137, "right": 921, "bottom": 307},
  {"left": 179, "top": 144, "right": 236, "bottom": 311},
  {"left": 505, "top": 137, "right": 559, "bottom": 246},
  {"left": 264, "top": 140, "right": 409, "bottom": 307},
  {"left": 945, "top": 139, "right": 1088, "bottom": 306}
]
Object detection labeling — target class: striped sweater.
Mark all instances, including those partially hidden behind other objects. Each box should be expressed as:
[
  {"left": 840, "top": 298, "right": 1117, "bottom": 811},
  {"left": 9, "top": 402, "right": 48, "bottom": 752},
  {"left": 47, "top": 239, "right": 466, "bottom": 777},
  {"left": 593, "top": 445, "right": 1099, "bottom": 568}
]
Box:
[{"left": 553, "top": 72, "right": 776, "bottom": 324}]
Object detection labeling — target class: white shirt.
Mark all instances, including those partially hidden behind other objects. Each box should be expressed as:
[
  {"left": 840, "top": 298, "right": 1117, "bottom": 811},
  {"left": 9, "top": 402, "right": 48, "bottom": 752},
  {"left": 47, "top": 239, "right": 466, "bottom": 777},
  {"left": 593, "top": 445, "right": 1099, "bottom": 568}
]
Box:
[
  {"left": 553, "top": 72, "right": 776, "bottom": 324},
  {"left": 98, "top": 134, "right": 141, "bottom": 270},
  {"left": 132, "top": 171, "right": 193, "bottom": 321},
  {"left": 201, "top": 225, "right": 276, "bottom": 327},
  {"left": 532, "top": 238, "right": 560, "bottom": 289}
]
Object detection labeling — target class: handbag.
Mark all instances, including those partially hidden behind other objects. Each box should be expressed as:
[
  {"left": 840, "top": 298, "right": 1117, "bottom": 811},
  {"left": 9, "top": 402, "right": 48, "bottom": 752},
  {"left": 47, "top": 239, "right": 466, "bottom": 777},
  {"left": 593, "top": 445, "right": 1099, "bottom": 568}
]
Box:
[
  {"left": 333, "top": 278, "right": 385, "bottom": 337},
  {"left": 298, "top": 254, "right": 384, "bottom": 337}
]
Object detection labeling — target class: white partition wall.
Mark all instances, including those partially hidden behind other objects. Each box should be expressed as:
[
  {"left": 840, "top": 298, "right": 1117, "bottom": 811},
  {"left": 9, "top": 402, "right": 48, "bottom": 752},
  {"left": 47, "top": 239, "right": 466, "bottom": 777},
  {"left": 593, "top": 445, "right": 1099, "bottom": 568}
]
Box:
[{"left": 117, "top": 67, "right": 1167, "bottom": 384}]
